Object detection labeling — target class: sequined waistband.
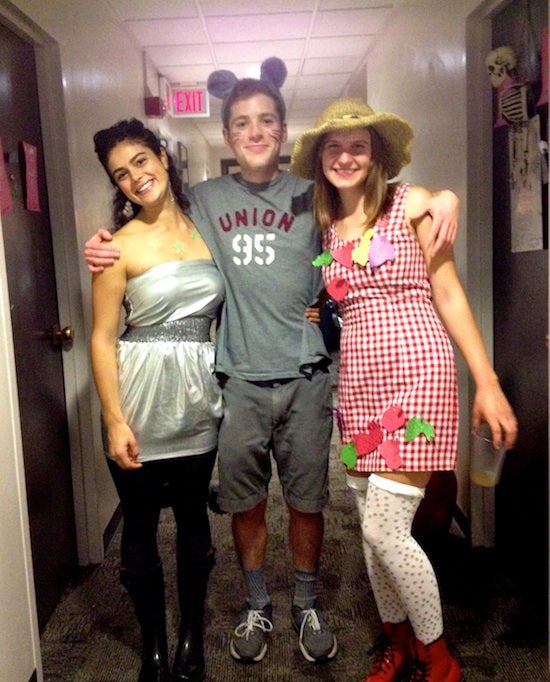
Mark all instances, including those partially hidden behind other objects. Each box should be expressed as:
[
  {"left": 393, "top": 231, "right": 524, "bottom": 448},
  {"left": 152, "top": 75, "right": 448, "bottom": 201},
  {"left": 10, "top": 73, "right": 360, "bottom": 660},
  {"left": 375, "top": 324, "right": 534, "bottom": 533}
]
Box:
[{"left": 120, "top": 316, "right": 212, "bottom": 343}]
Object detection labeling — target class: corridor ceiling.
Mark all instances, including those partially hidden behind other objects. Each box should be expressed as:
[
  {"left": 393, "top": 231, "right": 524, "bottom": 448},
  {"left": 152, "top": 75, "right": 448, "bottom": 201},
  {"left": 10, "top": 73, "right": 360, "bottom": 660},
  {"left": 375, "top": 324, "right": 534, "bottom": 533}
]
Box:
[{"left": 106, "top": 0, "right": 405, "bottom": 148}]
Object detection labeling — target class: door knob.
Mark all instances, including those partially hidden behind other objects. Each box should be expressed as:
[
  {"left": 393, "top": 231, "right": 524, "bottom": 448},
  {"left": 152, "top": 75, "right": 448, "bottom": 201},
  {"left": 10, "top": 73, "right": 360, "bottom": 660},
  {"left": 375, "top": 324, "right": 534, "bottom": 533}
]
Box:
[{"left": 51, "top": 324, "right": 74, "bottom": 349}]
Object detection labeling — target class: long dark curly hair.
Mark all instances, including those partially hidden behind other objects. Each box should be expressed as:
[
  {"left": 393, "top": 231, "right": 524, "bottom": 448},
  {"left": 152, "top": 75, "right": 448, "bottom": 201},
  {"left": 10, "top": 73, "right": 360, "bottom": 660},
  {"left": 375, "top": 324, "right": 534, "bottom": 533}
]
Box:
[{"left": 93, "top": 118, "right": 189, "bottom": 230}]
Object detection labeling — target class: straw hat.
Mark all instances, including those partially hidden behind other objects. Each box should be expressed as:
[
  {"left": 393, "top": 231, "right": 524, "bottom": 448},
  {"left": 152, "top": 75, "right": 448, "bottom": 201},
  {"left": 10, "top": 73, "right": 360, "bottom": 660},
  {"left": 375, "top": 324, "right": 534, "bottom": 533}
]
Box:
[{"left": 290, "top": 97, "right": 414, "bottom": 180}]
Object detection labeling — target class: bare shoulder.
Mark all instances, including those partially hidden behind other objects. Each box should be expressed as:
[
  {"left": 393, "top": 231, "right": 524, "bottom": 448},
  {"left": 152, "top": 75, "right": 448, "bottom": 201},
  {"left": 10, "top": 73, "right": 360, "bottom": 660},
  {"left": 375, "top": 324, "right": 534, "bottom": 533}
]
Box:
[
  {"left": 406, "top": 185, "right": 431, "bottom": 210},
  {"left": 110, "top": 218, "right": 143, "bottom": 244},
  {"left": 405, "top": 185, "right": 432, "bottom": 224},
  {"left": 93, "top": 220, "right": 144, "bottom": 277},
  {"left": 110, "top": 219, "right": 151, "bottom": 261}
]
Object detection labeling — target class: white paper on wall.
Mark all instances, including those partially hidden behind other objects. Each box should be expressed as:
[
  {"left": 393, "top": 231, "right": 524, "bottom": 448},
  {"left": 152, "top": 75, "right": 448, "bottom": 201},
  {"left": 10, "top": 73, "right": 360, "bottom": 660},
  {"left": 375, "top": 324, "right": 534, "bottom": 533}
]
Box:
[{"left": 509, "top": 115, "right": 543, "bottom": 253}]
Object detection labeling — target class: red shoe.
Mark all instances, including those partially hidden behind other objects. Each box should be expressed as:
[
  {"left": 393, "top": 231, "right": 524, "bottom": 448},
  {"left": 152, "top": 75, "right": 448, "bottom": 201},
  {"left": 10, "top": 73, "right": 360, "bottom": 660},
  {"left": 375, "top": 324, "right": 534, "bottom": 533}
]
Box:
[
  {"left": 363, "top": 621, "right": 415, "bottom": 681},
  {"left": 407, "top": 636, "right": 463, "bottom": 682}
]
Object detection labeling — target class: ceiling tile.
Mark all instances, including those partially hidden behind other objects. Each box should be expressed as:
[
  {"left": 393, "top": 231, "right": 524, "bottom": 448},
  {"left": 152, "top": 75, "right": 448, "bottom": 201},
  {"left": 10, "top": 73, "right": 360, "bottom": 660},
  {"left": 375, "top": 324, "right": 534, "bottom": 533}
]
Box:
[
  {"left": 125, "top": 19, "right": 207, "bottom": 45},
  {"left": 301, "top": 56, "right": 362, "bottom": 75},
  {"left": 200, "top": 0, "right": 318, "bottom": 15},
  {"left": 305, "top": 35, "right": 375, "bottom": 58},
  {"left": 213, "top": 39, "right": 306, "bottom": 63},
  {"left": 205, "top": 13, "right": 313, "bottom": 41},
  {"left": 105, "top": 0, "right": 398, "bottom": 148},
  {"left": 313, "top": 7, "right": 391, "bottom": 36},
  {"left": 107, "top": 0, "right": 198, "bottom": 20}
]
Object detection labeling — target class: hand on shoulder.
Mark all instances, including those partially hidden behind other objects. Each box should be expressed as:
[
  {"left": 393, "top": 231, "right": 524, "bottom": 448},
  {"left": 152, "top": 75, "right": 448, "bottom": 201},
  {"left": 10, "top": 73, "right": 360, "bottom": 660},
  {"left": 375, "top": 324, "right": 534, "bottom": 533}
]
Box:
[
  {"left": 85, "top": 227, "right": 120, "bottom": 273},
  {"left": 405, "top": 185, "right": 433, "bottom": 226},
  {"left": 407, "top": 186, "right": 459, "bottom": 257}
]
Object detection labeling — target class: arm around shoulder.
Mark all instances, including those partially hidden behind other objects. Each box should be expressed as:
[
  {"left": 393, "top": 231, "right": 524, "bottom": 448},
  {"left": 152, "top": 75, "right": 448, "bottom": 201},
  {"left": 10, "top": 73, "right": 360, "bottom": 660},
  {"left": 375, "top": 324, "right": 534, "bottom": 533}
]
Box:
[
  {"left": 85, "top": 228, "right": 120, "bottom": 273},
  {"left": 407, "top": 186, "right": 459, "bottom": 257}
]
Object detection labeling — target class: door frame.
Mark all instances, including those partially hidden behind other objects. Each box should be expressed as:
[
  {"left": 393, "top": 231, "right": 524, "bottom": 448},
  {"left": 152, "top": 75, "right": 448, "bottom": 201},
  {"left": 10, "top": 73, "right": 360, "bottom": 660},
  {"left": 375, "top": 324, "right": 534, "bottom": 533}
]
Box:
[
  {"left": 0, "top": 231, "right": 42, "bottom": 681},
  {"left": 0, "top": 4, "right": 104, "bottom": 565}
]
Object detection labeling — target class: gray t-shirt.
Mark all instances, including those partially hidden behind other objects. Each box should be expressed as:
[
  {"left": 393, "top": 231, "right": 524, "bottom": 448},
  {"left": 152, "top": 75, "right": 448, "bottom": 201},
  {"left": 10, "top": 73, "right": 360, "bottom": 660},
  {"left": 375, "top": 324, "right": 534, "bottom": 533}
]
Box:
[{"left": 188, "top": 171, "right": 329, "bottom": 381}]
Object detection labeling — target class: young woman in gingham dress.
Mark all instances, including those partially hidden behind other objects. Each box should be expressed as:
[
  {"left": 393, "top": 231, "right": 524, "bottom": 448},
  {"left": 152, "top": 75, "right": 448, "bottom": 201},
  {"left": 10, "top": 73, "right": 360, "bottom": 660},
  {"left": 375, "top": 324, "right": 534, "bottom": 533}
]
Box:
[
  {"left": 327, "top": 182, "right": 458, "bottom": 475},
  {"left": 290, "top": 98, "right": 517, "bottom": 682}
]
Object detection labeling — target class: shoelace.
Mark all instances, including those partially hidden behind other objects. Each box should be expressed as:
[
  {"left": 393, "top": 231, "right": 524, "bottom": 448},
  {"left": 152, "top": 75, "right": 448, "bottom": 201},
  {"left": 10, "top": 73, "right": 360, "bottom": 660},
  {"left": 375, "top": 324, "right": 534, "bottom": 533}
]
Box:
[
  {"left": 371, "top": 644, "right": 396, "bottom": 672},
  {"left": 407, "top": 660, "right": 428, "bottom": 681},
  {"left": 299, "top": 608, "right": 323, "bottom": 637},
  {"left": 234, "top": 610, "right": 273, "bottom": 640}
]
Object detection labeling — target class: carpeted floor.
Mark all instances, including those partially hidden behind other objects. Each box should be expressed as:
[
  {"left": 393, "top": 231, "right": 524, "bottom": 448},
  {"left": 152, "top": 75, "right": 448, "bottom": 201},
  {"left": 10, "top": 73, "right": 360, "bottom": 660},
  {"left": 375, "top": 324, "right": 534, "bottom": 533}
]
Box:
[{"left": 41, "top": 371, "right": 549, "bottom": 681}]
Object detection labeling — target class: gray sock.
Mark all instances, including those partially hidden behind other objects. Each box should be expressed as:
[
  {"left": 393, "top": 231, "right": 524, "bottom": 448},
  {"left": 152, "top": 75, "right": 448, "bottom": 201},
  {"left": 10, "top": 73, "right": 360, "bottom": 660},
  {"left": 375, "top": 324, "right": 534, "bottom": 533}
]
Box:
[
  {"left": 244, "top": 567, "right": 270, "bottom": 610},
  {"left": 293, "top": 567, "right": 317, "bottom": 610}
]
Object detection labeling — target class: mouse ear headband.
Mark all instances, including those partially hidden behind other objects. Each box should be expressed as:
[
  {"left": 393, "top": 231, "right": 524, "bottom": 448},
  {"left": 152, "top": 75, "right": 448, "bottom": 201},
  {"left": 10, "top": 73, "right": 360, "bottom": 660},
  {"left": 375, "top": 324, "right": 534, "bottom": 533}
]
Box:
[{"left": 207, "top": 56, "right": 288, "bottom": 127}]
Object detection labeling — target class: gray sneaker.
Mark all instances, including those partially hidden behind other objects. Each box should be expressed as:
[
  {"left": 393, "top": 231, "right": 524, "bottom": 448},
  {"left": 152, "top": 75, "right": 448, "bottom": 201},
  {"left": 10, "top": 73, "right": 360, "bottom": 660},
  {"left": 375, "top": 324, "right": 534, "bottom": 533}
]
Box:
[
  {"left": 230, "top": 604, "right": 273, "bottom": 662},
  {"left": 291, "top": 604, "right": 338, "bottom": 663}
]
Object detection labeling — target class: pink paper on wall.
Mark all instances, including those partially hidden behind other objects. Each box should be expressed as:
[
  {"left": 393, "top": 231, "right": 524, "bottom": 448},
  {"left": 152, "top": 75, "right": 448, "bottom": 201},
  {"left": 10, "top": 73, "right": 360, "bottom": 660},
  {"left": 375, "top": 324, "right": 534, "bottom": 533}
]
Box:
[
  {"left": 23, "top": 141, "right": 40, "bottom": 212},
  {"left": 0, "top": 137, "right": 14, "bottom": 215}
]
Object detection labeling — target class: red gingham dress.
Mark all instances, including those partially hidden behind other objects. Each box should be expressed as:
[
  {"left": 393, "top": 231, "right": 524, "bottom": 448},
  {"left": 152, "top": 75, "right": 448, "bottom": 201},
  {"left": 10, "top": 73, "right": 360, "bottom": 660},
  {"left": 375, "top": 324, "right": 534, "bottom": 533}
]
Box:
[{"left": 322, "top": 183, "right": 458, "bottom": 473}]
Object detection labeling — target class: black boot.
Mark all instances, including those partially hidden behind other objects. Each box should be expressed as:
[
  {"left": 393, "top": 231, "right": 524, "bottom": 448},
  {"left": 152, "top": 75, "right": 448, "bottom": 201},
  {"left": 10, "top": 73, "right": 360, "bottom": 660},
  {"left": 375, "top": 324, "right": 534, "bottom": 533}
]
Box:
[
  {"left": 120, "top": 564, "right": 170, "bottom": 682},
  {"left": 172, "top": 551, "right": 215, "bottom": 681}
]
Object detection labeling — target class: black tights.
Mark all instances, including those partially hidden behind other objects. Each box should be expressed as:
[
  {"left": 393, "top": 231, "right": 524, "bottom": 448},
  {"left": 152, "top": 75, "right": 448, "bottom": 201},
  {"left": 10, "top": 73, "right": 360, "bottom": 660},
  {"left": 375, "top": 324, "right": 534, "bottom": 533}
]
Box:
[{"left": 107, "top": 450, "right": 217, "bottom": 573}]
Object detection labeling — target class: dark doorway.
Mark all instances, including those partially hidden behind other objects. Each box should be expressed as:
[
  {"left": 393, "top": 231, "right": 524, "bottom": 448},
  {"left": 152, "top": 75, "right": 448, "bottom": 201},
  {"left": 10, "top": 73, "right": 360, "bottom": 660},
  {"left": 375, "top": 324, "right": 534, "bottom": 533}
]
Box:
[
  {"left": 0, "top": 20, "right": 78, "bottom": 631},
  {"left": 491, "top": 0, "right": 548, "bottom": 605}
]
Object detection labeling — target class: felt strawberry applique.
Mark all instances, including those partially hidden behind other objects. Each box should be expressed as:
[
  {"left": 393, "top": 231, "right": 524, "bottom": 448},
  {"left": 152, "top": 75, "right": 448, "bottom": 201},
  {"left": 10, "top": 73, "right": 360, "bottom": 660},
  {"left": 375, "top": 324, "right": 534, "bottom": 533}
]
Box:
[
  {"left": 405, "top": 416, "right": 435, "bottom": 442},
  {"left": 354, "top": 422, "right": 383, "bottom": 456},
  {"left": 326, "top": 277, "right": 349, "bottom": 302},
  {"left": 381, "top": 406, "right": 407, "bottom": 432},
  {"left": 368, "top": 234, "right": 396, "bottom": 268},
  {"left": 380, "top": 440, "right": 403, "bottom": 469},
  {"left": 331, "top": 242, "right": 354, "bottom": 269},
  {"left": 339, "top": 406, "right": 435, "bottom": 471},
  {"left": 351, "top": 228, "right": 374, "bottom": 266},
  {"left": 312, "top": 250, "right": 333, "bottom": 266}
]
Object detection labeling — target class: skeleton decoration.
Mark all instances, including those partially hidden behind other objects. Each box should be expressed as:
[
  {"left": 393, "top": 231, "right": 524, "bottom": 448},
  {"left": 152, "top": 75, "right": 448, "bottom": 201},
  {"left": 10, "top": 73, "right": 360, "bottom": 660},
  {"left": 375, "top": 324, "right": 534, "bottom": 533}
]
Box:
[
  {"left": 486, "top": 46, "right": 517, "bottom": 88},
  {"left": 486, "top": 46, "right": 530, "bottom": 127}
]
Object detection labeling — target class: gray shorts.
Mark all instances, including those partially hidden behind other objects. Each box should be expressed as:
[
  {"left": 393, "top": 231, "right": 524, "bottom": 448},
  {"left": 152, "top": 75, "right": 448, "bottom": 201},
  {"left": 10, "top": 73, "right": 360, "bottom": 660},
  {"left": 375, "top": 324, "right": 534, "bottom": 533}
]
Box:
[{"left": 216, "top": 369, "right": 333, "bottom": 514}]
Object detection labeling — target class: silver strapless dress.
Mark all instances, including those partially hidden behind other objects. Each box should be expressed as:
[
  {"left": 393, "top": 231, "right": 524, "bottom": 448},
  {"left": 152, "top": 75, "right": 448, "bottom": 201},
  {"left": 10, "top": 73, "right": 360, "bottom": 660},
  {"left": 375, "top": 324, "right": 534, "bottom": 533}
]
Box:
[{"left": 108, "top": 259, "right": 224, "bottom": 463}]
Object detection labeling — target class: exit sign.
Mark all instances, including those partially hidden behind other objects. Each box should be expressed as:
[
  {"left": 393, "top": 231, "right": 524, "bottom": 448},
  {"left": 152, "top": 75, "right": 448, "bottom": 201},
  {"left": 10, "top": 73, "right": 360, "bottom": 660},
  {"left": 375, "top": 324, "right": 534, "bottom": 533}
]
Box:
[{"left": 170, "top": 86, "right": 210, "bottom": 118}]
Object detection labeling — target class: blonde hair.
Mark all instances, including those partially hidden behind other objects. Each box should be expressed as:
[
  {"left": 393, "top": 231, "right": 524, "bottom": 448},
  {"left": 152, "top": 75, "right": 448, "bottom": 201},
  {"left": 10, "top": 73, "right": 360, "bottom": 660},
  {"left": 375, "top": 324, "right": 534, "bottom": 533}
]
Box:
[{"left": 311, "top": 127, "right": 396, "bottom": 233}]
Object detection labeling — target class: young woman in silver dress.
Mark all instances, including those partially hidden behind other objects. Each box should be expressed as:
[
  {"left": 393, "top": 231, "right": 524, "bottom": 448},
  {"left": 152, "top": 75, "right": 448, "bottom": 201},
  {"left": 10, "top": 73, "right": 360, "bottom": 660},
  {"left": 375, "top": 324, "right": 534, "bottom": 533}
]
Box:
[{"left": 91, "top": 119, "right": 223, "bottom": 682}]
